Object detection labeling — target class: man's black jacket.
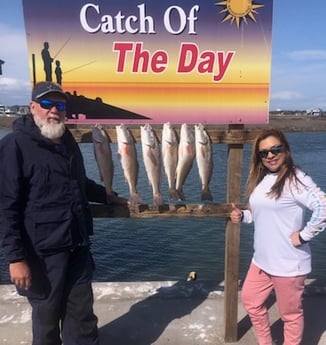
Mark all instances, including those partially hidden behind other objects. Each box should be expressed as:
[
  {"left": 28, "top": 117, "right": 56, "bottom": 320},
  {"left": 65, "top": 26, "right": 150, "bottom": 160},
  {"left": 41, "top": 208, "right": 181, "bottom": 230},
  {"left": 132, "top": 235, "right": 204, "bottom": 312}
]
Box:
[{"left": 0, "top": 115, "right": 107, "bottom": 262}]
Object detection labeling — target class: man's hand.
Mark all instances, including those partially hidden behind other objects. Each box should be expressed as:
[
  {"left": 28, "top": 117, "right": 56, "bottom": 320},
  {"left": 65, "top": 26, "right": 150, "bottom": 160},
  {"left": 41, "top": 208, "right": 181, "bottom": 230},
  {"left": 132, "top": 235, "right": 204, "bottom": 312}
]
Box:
[{"left": 9, "top": 261, "right": 31, "bottom": 290}]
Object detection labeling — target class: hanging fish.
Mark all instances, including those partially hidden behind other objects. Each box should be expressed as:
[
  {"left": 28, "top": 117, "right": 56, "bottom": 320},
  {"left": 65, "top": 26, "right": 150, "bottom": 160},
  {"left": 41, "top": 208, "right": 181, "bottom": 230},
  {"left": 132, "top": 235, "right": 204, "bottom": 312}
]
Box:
[
  {"left": 140, "top": 124, "right": 164, "bottom": 206},
  {"left": 161, "top": 122, "right": 179, "bottom": 201},
  {"left": 92, "top": 124, "right": 114, "bottom": 196},
  {"left": 195, "top": 123, "right": 214, "bottom": 201},
  {"left": 175, "top": 123, "right": 196, "bottom": 201},
  {"left": 116, "top": 124, "right": 142, "bottom": 205}
]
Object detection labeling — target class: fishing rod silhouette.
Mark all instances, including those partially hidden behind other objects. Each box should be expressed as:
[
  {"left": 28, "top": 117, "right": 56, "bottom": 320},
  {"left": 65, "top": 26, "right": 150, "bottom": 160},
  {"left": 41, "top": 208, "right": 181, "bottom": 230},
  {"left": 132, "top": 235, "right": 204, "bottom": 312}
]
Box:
[
  {"left": 52, "top": 37, "right": 71, "bottom": 60},
  {"left": 49, "top": 37, "right": 97, "bottom": 80},
  {"left": 63, "top": 60, "right": 97, "bottom": 75}
]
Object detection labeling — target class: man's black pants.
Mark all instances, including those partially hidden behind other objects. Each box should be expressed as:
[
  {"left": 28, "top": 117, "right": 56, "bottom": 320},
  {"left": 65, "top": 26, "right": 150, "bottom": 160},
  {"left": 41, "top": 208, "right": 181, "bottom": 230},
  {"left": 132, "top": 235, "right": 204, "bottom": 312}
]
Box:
[{"left": 19, "top": 247, "right": 99, "bottom": 345}]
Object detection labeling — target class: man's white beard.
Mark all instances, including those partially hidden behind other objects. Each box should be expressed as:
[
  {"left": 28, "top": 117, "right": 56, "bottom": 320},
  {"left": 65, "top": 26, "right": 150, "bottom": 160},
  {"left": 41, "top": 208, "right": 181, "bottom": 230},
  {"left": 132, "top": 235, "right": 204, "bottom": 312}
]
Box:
[{"left": 34, "top": 114, "right": 65, "bottom": 140}]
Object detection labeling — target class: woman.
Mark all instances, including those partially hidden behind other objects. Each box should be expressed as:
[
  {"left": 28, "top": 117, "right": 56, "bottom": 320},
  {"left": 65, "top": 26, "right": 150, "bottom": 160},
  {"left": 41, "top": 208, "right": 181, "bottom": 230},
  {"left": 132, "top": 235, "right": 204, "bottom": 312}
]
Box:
[{"left": 231, "top": 128, "right": 326, "bottom": 345}]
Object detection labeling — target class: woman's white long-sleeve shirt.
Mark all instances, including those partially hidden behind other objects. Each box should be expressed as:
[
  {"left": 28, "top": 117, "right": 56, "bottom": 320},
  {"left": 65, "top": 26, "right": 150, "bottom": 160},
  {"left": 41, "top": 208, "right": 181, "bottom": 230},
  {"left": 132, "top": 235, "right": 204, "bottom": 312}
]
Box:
[{"left": 242, "top": 169, "right": 326, "bottom": 276}]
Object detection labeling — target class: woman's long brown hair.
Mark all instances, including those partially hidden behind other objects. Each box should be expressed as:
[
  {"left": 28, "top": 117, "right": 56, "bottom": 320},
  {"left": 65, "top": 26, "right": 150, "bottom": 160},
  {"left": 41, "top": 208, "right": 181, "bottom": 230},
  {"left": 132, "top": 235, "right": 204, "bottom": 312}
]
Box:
[{"left": 246, "top": 127, "right": 302, "bottom": 199}]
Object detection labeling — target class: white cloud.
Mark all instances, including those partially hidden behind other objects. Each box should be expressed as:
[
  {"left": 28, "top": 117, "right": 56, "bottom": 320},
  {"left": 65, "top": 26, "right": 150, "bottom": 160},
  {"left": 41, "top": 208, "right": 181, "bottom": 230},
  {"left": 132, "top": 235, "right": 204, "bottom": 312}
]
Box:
[
  {"left": 270, "top": 91, "right": 302, "bottom": 101},
  {"left": 0, "top": 77, "right": 30, "bottom": 90},
  {"left": 287, "top": 50, "right": 326, "bottom": 61},
  {"left": 0, "top": 22, "right": 30, "bottom": 105},
  {"left": 0, "top": 78, "right": 31, "bottom": 105}
]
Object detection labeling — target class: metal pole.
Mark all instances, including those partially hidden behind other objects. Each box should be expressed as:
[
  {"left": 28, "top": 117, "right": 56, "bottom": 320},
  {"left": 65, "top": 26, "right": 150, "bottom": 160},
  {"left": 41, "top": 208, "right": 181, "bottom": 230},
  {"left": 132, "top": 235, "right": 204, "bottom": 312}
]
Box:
[{"left": 32, "top": 53, "right": 36, "bottom": 86}]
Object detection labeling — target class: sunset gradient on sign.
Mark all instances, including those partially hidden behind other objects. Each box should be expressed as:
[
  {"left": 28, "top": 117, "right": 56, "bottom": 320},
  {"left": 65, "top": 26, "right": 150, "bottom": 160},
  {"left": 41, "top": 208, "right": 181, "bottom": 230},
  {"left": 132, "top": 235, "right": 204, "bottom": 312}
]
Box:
[{"left": 22, "top": 0, "right": 273, "bottom": 124}]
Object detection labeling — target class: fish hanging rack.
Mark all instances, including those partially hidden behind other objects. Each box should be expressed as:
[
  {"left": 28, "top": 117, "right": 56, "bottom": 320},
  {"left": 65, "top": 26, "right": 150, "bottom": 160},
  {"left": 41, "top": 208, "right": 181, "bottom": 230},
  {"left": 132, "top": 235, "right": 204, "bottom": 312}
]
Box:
[
  {"left": 70, "top": 124, "right": 259, "bottom": 145},
  {"left": 69, "top": 122, "right": 256, "bottom": 343},
  {"left": 68, "top": 123, "right": 259, "bottom": 218}
]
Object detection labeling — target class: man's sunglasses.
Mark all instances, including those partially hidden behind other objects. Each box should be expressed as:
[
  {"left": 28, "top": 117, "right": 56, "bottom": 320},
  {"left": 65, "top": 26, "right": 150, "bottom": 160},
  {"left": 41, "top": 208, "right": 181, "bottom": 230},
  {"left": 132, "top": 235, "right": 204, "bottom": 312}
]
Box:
[
  {"left": 36, "top": 99, "right": 66, "bottom": 111},
  {"left": 258, "top": 145, "right": 284, "bottom": 159}
]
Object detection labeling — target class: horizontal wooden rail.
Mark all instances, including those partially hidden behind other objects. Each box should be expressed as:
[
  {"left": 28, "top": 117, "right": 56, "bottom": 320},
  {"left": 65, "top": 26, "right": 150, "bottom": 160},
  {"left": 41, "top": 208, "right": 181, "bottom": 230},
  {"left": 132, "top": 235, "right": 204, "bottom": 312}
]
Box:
[
  {"left": 68, "top": 125, "right": 259, "bottom": 144},
  {"left": 90, "top": 203, "right": 247, "bottom": 218}
]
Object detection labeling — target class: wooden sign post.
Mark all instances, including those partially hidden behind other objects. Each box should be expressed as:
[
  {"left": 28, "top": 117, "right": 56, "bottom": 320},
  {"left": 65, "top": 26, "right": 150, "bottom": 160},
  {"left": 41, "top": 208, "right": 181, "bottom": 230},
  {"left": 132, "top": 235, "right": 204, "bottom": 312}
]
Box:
[{"left": 224, "top": 124, "right": 244, "bottom": 342}]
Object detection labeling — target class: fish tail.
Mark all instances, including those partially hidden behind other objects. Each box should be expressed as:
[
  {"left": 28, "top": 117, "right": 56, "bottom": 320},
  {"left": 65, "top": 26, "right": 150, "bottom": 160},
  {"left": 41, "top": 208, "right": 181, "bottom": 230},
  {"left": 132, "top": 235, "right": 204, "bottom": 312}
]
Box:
[
  {"left": 153, "top": 193, "right": 164, "bottom": 206},
  {"left": 129, "top": 192, "right": 143, "bottom": 205},
  {"left": 105, "top": 186, "right": 113, "bottom": 196},
  {"left": 201, "top": 188, "right": 213, "bottom": 201},
  {"left": 168, "top": 188, "right": 180, "bottom": 201},
  {"left": 176, "top": 189, "right": 186, "bottom": 201}
]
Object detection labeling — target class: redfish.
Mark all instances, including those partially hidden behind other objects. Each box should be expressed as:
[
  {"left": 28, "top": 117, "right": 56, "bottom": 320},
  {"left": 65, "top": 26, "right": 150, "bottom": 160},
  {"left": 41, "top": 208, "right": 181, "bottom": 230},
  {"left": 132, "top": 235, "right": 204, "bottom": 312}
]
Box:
[
  {"left": 92, "top": 124, "right": 114, "bottom": 196},
  {"left": 195, "top": 123, "right": 213, "bottom": 201},
  {"left": 161, "top": 122, "right": 179, "bottom": 201},
  {"left": 116, "top": 124, "right": 142, "bottom": 205},
  {"left": 175, "top": 123, "right": 195, "bottom": 201},
  {"left": 140, "top": 124, "right": 164, "bottom": 206}
]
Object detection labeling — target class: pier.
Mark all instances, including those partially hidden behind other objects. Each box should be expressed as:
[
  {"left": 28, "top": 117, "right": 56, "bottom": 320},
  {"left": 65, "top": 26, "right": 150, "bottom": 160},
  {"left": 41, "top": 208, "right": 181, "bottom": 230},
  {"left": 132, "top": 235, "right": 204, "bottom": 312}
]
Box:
[
  {"left": 1, "top": 280, "right": 326, "bottom": 344},
  {"left": 1, "top": 120, "right": 326, "bottom": 343}
]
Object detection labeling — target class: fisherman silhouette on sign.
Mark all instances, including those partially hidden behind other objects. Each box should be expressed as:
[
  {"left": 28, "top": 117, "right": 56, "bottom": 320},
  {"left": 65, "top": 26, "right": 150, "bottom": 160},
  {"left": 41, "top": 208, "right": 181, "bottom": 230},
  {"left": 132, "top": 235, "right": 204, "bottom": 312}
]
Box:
[
  {"left": 41, "top": 42, "right": 53, "bottom": 81},
  {"left": 0, "top": 59, "right": 5, "bottom": 75},
  {"left": 55, "top": 60, "right": 62, "bottom": 85}
]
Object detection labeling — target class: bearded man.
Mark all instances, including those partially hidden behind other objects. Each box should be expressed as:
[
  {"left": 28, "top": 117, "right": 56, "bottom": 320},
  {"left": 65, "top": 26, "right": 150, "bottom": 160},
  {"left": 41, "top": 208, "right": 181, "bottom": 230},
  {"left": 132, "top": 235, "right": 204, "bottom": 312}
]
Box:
[{"left": 0, "top": 82, "right": 122, "bottom": 345}]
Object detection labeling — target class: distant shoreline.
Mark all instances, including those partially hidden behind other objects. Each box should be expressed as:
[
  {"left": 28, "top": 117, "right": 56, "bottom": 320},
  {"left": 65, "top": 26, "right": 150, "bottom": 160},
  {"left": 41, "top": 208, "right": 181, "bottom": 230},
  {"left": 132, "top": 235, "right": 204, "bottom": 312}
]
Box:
[
  {"left": 249, "top": 115, "right": 326, "bottom": 132},
  {"left": 1, "top": 115, "right": 326, "bottom": 132}
]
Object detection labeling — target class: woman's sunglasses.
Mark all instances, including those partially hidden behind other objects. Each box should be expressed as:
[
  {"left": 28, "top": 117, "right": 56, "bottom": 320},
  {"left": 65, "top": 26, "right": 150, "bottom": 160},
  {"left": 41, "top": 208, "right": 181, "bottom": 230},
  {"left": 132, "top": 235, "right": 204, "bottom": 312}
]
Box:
[
  {"left": 36, "top": 99, "right": 66, "bottom": 111},
  {"left": 258, "top": 145, "right": 284, "bottom": 159}
]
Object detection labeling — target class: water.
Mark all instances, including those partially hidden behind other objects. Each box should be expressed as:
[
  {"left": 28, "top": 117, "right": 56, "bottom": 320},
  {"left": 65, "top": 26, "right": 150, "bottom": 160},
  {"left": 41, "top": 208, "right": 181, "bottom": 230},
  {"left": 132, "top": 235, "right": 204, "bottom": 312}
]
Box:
[{"left": 1, "top": 129, "right": 326, "bottom": 284}]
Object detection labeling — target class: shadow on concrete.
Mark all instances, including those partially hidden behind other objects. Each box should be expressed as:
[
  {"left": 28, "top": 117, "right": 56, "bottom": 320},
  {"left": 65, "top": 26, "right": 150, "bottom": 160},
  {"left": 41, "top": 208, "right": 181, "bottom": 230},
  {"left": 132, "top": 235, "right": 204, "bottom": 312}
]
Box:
[
  {"left": 238, "top": 279, "right": 326, "bottom": 345},
  {"left": 98, "top": 280, "right": 219, "bottom": 345},
  {"left": 301, "top": 279, "right": 326, "bottom": 345}
]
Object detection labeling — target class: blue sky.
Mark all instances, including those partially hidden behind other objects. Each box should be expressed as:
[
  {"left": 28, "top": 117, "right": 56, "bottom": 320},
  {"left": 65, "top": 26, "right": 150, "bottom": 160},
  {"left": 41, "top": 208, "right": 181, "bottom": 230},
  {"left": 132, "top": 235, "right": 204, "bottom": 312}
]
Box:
[{"left": 1, "top": 0, "right": 326, "bottom": 111}]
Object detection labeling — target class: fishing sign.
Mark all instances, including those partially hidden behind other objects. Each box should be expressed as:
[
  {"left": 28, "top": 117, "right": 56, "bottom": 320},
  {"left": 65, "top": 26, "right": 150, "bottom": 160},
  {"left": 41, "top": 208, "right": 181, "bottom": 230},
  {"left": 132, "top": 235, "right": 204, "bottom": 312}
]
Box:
[{"left": 22, "top": 0, "right": 273, "bottom": 124}]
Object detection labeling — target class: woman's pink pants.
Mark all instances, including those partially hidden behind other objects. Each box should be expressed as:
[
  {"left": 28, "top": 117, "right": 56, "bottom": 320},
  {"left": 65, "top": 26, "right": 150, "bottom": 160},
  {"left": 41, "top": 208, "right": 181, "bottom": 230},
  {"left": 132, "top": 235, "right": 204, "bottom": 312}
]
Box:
[{"left": 241, "top": 263, "right": 306, "bottom": 345}]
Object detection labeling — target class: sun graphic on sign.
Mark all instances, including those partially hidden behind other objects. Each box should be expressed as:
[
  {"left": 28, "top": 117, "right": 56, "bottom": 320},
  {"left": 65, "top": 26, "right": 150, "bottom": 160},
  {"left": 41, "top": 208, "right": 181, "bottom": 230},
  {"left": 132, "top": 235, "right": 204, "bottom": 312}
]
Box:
[{"left": 215, "top": 0, "right": 264, "bottom": 28}]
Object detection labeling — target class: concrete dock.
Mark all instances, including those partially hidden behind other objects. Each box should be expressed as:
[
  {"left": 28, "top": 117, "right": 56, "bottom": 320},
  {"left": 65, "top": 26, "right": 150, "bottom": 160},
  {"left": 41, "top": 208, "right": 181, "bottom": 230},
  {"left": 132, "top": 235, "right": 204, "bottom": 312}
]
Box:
[{"left": 1, "top": 280, "right": 326, "bottom": 344}]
